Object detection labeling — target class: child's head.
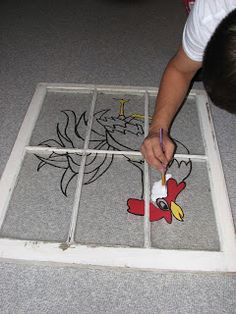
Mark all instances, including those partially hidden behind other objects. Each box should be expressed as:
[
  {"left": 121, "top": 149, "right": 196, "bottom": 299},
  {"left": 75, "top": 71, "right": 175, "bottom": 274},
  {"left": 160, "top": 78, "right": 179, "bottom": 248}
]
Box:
[{"left": 202, "top": 9, "right": 236, "bottom": 114}]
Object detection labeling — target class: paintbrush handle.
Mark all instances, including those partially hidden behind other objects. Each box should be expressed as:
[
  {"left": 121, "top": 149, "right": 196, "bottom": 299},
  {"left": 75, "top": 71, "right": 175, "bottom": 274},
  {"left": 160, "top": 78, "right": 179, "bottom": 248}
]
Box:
[{"left": 160, "top": 128, "right": 164, "bottom": 151}]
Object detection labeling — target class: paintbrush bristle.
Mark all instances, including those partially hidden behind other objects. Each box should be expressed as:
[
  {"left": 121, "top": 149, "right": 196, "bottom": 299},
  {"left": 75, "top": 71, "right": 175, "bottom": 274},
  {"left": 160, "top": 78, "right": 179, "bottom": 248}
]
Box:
[{"left": 161, "top": 174, "right": 166, "bottom": 186}]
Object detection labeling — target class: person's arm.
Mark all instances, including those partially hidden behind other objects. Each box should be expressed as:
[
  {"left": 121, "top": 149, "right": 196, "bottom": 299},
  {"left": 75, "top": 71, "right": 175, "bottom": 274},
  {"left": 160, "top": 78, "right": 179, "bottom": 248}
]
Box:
[{"left": 140, "top": 46, "right": 201, "bottom": 172}]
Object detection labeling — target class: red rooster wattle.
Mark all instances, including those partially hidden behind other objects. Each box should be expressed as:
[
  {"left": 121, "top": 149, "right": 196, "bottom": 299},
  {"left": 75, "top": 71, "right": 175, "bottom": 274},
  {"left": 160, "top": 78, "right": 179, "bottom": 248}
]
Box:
[{"left": 127, "top": 178, "right": 186, "bottom": 224}]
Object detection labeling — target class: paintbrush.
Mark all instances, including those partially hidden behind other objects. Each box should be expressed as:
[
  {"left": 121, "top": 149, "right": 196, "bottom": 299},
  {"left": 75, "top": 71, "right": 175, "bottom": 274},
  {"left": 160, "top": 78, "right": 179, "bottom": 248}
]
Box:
[{"left": 160, "top": 128, "right": 166, "bottom": 186}]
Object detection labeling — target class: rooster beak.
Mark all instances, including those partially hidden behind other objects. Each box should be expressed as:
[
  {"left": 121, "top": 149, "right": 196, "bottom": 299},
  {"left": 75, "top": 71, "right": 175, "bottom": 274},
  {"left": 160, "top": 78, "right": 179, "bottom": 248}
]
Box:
[{"left": 170, "top": 201, "right": 184, "bottom": 221}]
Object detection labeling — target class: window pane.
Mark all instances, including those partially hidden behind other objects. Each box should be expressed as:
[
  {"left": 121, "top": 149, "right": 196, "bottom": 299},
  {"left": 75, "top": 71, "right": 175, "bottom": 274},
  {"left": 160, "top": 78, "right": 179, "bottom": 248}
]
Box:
[
  {"left": 150, "top": 160, "right": 220, "bottom": 250},
  {"left": 88, "top": 92, "right": 145, "bottom": 152},
  {"left": 75, "top": 154, "right": 144, "bottom": 247},
  {"left": 149, "top": 95, "right": 205, "bottom": 155},
  {"left": 0, "top": 152, "right": 79, "bottom": 241},
  {"left": 30, "top": 91, "right": 93, "bottom": 148}
]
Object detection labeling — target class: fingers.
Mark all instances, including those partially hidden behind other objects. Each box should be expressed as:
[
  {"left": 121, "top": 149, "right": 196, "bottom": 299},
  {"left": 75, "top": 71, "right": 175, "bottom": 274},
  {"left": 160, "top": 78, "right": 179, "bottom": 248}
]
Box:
[
  {"left": 164, "top": 139, "right": 175, "bottom": 163},
  {"left": 152, "top": 143, "right": 168, "bottom": 167},
  {"left": 140, "top": 144, "right": 165, "bottom": 172},
  {"left": 140, "top": 131, "right": 175, "bottom": 172}
]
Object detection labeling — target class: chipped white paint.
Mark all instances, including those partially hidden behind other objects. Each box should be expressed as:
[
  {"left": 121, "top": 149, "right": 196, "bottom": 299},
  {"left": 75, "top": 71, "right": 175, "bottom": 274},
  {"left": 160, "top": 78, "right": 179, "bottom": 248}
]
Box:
[
  {"left": 0, "top": 83, "right": 235, "bottom": 272},
  {"left": 144, "top": 91, "right": 151, "bottom": 248},
  {"left": 67, "top": 89, "right": 98, "bottom": 243},
  {"left": 0, "top": 84, "right": 46, "bottom": 228},
  {"left": 196, "top": 96, "right": 236, "bottom": 258},
  {"left": 25, "top": 146, "right": 208, "bottom": 161},
  {"left": 0, "top": 238, "right": 235, "bottom": 272}
]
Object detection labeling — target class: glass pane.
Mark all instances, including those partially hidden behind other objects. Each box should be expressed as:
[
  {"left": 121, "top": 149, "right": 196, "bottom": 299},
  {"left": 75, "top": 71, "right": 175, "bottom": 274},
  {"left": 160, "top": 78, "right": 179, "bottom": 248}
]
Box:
[
  {"left": 89, "top": 92, "right": 145, "bottom": 152},
  {"left": 0, "top": 152, "right": 79, "bottom": 241},
  {"left": 150, "top": 160, "right": 220, "bottom": 250},
  {"left": 30, "top": 91, "right": 93, "bottom": 148},
  {"left": 75, "top": 154, "right": 144, "bottom": 247},
  {"left": 149, "top": 95, "right": 205, "bottom": 154}
]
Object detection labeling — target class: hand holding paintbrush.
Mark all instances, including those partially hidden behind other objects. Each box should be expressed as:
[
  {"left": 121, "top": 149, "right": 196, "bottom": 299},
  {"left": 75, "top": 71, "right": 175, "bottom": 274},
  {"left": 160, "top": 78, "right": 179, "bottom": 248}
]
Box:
[{"left": 140, "top": 126, "right": 175, "bottom": 173}]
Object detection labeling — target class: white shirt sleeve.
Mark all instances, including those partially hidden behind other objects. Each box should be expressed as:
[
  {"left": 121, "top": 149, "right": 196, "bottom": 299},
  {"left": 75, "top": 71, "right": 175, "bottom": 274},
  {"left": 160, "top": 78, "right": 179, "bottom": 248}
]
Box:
[
  {"left": 182, "top": 0, "right": 235, "bottom": 62},
  {"left": 182, "top": 2, "right": 205, "bottom": 62}
]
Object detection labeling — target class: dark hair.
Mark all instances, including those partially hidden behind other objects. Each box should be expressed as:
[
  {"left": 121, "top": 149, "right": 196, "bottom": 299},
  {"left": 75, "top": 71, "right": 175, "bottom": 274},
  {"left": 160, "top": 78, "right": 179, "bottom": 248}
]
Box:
[{"left": 202, "top": 9, "right": 236, "bottom": 114}]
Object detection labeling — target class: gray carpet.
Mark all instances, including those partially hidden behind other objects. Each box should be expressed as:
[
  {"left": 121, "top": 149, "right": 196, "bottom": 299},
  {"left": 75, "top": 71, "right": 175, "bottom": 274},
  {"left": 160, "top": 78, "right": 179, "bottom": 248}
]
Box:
[
  {"left": 0, "top": 0, "right": 235, "bottom": 313},
  {"left": 0, "top": 262, "right": 235, "bottom": 314}
]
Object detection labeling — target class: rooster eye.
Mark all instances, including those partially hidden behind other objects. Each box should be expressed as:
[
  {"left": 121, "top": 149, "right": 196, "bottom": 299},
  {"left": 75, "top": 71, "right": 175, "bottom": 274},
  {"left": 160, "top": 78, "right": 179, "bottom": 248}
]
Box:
[{"left": 156, "top": 198, "right": 169, "bottom": 211}]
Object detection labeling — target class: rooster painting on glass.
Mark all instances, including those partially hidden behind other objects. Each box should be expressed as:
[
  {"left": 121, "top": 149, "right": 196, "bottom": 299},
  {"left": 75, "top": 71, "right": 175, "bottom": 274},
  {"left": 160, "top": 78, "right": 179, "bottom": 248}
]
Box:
[{"left": 35, "top": 97, "right": 192, "bottom": 224}]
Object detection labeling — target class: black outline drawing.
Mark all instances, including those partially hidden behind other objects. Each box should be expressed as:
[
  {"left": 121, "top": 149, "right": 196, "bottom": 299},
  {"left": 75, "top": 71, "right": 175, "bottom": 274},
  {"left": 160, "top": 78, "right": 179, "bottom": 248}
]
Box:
[{"left": 35, "top": 99, "right": 192, "bottom": 198}]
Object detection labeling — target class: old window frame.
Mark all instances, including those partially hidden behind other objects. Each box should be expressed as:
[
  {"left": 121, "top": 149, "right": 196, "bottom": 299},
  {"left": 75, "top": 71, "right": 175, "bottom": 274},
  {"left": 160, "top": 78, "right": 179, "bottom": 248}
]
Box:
[{"left": 0, "top": 83, "right": 235, "bottom": 272}]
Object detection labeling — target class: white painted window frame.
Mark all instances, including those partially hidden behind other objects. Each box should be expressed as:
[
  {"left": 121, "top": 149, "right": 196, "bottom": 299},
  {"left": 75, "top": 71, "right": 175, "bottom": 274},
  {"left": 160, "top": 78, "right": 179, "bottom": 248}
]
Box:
[{"left": 0, "top": 83, "right": 235, "bottom": 272}]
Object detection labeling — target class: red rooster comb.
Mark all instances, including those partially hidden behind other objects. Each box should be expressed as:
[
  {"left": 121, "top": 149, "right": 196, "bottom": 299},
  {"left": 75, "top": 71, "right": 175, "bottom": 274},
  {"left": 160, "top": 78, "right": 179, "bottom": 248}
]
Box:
[{"left": 165, "top": 178, "right": 186, "bottom": 206}]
